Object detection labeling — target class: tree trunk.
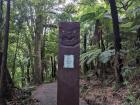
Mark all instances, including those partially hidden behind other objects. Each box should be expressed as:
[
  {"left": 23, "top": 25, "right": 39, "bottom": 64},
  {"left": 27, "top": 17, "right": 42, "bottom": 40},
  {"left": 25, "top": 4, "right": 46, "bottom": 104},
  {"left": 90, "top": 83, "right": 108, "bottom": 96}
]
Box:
[
  {"left": 83, "top": 33, "right": 87, "bottom": 53},
  {"left": 0, "top": 51, "right": 2, "bottom": 65},
  {"left": 27, "top": 59, "right": 30, "bottom": 83},
  {"left": 53, "top": 56, "right": 56, "bottom": 79},
  {"left": 0, "top": 0, "right": 3, "bottom": 75},
  {"left": 83, "top": 32, "right": 89, "bottom": 74},
  {"left": 109, "top": 0, "right": 124, "bottom": 86},
  {"left": 136, "top": 28, "right": 140, "bottom": 65},
  {"left": 34, "top": 12, "right": 43, "bottom": 84},
  {"left": 100, "top": 29, "right": 106, "bottom": 81},
  {"left": 51, "top": 56, "right": 54, "bottom": 78},
  {"left": 25, "top": 33, "right": 34, "bottom": 84},
  {"left": 26, "top": 2, "right": 36, "bottom": 83},
  {"left": 93, "top": 19, "right": 101, "bottom": 44},
  {"left": 0, "top": 0, "right": 2, "bottom": 51},
  {"left": 137, "top": 28, "right": 140, "bottom": 41},
  {"left": 41, "top": 28, "right": 47, "bottom": 82},
  {"left": 19, "top": 61, "right": 25, "bottom": 87},
  {"left": 51, "top": 56, "right": 57, "bottom": 79},
  {"left": 100, "top": 30, "right": 105, "bottom": 52},
  {"left": 12, "top": 33, "right": 19, "bottom": 80},
  {"left": 0, "top": 0, "right": 13, "bottom": 104}
]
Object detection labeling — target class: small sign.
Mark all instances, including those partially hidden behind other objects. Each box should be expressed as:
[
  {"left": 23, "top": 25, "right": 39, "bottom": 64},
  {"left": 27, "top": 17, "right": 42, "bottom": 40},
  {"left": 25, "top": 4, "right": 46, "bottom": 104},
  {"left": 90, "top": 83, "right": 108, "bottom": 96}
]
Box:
[{"left": 64, "top": 55, "right": 74, "bottom": 68}]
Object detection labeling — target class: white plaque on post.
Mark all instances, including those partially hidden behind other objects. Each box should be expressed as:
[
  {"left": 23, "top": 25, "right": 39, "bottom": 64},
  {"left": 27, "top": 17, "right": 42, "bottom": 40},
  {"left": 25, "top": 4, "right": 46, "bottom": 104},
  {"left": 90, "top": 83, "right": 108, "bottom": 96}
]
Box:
[{"left": 64, "top": 55, "right": 74, "bottom": 69}]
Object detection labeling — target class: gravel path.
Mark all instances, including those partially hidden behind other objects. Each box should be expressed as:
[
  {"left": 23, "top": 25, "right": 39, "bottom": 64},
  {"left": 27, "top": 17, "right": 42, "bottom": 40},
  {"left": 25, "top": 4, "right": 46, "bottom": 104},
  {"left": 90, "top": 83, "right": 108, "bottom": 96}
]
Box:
[{"left": 32, "top": 82, "right": 87, "bottom": 105}]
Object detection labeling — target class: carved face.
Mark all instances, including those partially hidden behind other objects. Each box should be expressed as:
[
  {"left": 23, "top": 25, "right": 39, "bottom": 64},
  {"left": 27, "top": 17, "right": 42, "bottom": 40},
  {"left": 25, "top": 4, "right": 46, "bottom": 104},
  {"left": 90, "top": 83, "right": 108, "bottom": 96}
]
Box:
[{"left": 59, "top": 22, "right": 80, "bottom": 47}]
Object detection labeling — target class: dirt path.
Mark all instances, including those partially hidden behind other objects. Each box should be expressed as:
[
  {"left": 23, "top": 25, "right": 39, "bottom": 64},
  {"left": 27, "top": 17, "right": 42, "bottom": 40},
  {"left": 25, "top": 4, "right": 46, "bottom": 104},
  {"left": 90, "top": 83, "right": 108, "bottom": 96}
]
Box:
[{"left": 32, "top": 82, "right": 88, "bottom": 105}]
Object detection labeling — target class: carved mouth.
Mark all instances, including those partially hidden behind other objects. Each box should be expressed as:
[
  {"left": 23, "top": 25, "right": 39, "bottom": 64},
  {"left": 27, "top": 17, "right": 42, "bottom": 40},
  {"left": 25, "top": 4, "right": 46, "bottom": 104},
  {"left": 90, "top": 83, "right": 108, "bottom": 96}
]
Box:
[{"left": 59, "top": 22, "right": 80, "bottom": 47}]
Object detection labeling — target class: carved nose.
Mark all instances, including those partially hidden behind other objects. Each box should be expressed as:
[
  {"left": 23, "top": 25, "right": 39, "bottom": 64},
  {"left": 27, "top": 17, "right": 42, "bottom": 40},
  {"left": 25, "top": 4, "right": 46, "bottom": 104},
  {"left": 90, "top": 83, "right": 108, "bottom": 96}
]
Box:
[{"left": 67, "top": 35, "right": 72, "bottom": 38}]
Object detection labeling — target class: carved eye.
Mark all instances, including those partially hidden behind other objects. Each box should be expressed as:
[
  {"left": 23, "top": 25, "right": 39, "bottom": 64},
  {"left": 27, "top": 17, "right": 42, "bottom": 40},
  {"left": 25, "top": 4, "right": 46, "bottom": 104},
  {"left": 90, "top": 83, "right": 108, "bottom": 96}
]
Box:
[{"left": 67, "top": 31, "right": 71, "bottom": 34}]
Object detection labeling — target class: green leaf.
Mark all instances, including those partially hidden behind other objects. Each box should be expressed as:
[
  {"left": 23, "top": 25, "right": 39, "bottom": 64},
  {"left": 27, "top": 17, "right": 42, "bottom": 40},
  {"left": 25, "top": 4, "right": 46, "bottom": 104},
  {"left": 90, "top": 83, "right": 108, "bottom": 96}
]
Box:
[
  {"left": 120, "top": 22, "right": 133, "bottom": 28},
  {"left": 80, "top": 49, "right": 101, "bottom": 65},
  {"left": 99, "top": 50, "right": 115, "bottom": 63},
  {"left": 80, "top": 12, "right": 96, "bottom": 22}
]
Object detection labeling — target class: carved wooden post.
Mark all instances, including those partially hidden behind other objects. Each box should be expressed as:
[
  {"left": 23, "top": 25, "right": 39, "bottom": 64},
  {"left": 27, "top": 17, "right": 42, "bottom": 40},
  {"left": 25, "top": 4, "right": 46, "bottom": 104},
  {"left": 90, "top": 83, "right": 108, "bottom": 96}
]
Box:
[{"left": 57, "top": 22, "right": 80, "bottom": 105}]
